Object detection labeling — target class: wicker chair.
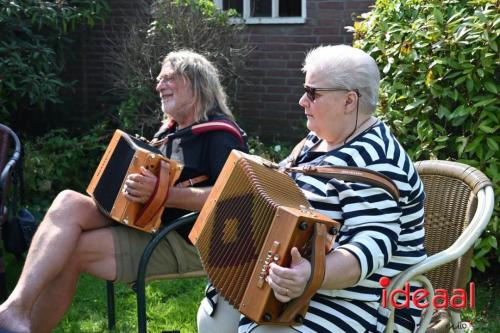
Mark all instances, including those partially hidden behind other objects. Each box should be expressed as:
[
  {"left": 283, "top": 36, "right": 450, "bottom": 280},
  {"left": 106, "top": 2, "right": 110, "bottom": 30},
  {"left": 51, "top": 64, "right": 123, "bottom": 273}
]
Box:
[{"left": 384, "top": 160, "right": 495, "bottom": 333}]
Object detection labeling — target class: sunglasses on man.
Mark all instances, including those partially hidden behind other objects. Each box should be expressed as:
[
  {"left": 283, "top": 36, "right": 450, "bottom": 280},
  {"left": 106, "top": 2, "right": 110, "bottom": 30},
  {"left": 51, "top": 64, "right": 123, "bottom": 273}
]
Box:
[{"left": 303, "top": 84, "right": 361, "bottom": 101}]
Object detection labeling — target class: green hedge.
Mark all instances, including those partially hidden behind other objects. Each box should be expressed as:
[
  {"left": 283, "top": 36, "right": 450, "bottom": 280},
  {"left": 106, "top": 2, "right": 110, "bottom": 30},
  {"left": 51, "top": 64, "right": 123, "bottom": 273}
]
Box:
[
  {"left": 350, "top": 0, "right": 499, "bottom": 273},
  {"left": 0, "top": 0, "right": 108, "bottom": 126}
]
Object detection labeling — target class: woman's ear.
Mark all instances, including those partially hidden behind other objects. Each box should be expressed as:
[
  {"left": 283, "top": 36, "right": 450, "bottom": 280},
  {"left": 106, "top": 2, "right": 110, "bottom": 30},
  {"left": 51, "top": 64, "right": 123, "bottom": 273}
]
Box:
[{"left": 344, "top": 91, "right": 358, "bottom": 114}]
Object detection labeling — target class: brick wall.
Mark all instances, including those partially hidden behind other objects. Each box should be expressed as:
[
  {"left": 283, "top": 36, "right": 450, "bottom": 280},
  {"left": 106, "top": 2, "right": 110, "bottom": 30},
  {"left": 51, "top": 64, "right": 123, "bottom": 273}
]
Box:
[
  {"left": 71, "top": 0, "right": 373, "bottom": 142},
  {"left": 236, "top": 0, "right": 374, "bottom": 143},
  {"left": 65, "top": 0, "right": 150, "bottom": 121}
]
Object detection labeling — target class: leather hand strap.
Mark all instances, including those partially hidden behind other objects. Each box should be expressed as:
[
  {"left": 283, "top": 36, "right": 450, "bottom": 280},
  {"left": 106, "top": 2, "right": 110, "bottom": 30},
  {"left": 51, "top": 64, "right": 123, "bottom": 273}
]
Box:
[
  {"left": 278, "top": 223, "right": 327, "bottom": 323},
  {"left": 135, "top": 160, "right": 171, "bottom": 228}
]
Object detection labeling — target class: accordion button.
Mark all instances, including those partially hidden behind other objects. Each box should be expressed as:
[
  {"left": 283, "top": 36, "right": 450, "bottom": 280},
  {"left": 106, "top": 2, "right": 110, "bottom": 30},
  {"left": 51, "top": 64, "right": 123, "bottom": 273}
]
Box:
[{"left": 295, "top": 315, "right": 304, "bottom": 324}]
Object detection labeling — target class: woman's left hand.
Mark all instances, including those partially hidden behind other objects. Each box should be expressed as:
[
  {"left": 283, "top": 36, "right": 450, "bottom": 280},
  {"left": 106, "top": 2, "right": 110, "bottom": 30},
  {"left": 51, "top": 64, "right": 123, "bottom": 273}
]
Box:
[{"left": 266, "top": 247, "right": 311, "bottom": 303}]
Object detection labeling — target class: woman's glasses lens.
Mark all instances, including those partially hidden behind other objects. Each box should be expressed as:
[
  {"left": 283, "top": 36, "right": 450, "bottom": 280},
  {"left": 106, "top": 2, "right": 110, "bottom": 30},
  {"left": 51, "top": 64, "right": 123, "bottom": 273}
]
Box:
[{"left": 304, "top": 86, "right": 315, "bottom": 101}]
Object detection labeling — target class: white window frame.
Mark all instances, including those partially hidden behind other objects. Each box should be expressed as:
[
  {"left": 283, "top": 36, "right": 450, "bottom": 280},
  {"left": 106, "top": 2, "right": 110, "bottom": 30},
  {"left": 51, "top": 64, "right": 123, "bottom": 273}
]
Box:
[{"left": 214, "top": 0, "right": 306, "bottom": 24}]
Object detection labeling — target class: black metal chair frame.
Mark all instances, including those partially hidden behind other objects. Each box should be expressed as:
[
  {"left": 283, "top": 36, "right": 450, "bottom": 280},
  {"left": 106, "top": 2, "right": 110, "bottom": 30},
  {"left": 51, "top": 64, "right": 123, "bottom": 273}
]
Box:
[
  {"left": 106, "top": 212, "right": 200, "bottom": 333},
  {"left": 0, "top": 124, "right": 22, "bottom": 301}
]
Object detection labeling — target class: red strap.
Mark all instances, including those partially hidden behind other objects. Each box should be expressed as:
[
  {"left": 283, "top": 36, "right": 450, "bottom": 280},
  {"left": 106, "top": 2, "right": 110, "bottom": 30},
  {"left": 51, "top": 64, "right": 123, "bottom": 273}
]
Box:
[
  {"left": 191, "top": 120, "right": 244, "bottom": 145},
  {"left": 134, "top": 160, "right": 171, "bottom": 228}
]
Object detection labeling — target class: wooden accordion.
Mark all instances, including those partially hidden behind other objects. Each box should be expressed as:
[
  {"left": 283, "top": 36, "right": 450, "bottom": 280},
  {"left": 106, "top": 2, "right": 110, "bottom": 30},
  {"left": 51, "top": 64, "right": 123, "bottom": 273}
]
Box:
[
  {"left": 87, "top": 130, "right": 182, "bottom": 233},
  {"left": 189, "top": 150, "right": 340, "bottom": 325}
]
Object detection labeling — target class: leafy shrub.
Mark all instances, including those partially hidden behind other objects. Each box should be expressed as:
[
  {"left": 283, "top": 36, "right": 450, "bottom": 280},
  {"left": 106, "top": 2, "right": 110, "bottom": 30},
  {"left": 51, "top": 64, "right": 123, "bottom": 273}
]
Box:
[
  {"left": 0, "top": 0, "right": 108, "bottom": 124},
  {"left": 248, "top": 136, "right": 293, "bottom": 163},
  {"left": 23, "top": 126, "right": 109, "bottom": 217},
  {"left": 350, "top": 0, "right": 499, "bottom": 272},
  {"left": 107, "top": 0, "right": 249, "bottom": 138}
]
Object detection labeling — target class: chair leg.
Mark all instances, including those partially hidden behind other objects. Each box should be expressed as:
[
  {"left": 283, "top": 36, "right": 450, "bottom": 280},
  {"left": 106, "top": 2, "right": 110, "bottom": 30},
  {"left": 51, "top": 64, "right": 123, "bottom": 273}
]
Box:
[
  {"left": 450, "top": 310, "right": 473, "bottom": 333},
  {"left": 106, "top": 281, "right": 116, "bottom": 330},
  {"left": 136, "top": 278, "right": 147, "bottom": 333},
  {"left": 0, "top": 252, "right": 7, "bottom": 301}
]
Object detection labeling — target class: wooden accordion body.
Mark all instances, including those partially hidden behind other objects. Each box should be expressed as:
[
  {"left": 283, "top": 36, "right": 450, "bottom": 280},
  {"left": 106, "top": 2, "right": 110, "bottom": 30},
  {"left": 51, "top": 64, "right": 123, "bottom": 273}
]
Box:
[
  {"left": 189, "top": 150, "right": 340, "bottom": 325},
  {"left": 87, "top": 130, "right": 182, "bottom": 233}
]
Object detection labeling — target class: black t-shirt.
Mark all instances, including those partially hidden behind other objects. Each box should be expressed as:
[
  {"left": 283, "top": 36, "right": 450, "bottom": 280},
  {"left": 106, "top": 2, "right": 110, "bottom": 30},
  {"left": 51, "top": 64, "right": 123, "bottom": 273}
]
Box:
[{"left": 156, "top": 114, "right": 248, "bottom": 238}]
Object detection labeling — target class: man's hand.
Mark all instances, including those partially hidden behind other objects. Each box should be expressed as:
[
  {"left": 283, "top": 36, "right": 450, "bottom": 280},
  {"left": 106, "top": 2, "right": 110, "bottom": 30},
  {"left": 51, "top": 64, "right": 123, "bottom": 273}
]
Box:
[
  {"left": 266, "top": 247, "right": 311, "bottom": 303},
  {"left": 123, "top": 166, "right": 158, "bottom": 203}
]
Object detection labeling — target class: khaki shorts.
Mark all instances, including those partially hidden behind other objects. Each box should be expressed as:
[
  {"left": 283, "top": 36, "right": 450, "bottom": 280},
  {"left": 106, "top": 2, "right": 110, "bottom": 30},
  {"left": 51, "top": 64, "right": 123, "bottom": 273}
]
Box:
[{"left": 111, "top": 225, "right": 203, "bottom": 284}]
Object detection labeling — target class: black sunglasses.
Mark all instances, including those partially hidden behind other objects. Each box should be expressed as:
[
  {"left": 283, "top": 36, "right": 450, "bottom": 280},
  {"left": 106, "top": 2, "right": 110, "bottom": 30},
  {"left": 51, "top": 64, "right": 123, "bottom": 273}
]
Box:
[{"left": 303, "top": 84, "right": 361, "bottom": 101}]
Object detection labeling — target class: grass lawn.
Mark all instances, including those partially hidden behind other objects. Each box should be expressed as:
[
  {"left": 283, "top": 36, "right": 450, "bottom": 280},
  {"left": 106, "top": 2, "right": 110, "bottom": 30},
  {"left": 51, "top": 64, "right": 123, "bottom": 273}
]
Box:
[
  {"left": 3, "top": 253, "right": 499, "bottom": 332},
  {"left": 56, "top": 275, "right": 206, "bottom": 333}
]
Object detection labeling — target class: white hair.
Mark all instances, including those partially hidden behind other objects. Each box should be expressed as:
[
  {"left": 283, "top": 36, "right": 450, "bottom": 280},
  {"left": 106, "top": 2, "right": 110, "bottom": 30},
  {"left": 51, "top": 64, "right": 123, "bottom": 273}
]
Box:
[{"left": 302, "top": 45, "right": 380, "bottom": 114}]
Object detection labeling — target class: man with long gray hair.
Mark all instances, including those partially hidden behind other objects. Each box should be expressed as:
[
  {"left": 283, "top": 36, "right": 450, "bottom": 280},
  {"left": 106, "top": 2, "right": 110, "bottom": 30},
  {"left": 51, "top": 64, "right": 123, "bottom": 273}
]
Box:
[{"left": 0, "top": 50, "right": 248, "bottom": 333}]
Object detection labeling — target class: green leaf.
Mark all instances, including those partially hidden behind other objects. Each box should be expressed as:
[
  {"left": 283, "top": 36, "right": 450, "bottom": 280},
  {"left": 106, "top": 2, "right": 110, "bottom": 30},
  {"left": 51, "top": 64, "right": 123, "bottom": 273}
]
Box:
[
  {"left": 491, "top": 40, "right": 498, "bottom": 52},
  {"left": 464, "top": 136, "right": 482, "bottom": 153},
  {"left": 437, "top": 105, "right": 450, "bottom": 119},
  {"left": 404, "top": 99, "right": 426, "bottom": 111},
  {"left": 433, "top": 8, "right": 443, "bottom": 25},
  {"left": 488, "top": 236, "right": 498, "bottom": 249},
  {"left": 473, "top": 97, "right": 497, "bottom": 108},
  {"left": 487, "top": 137, "right": 499, "bottom": 151},
  {"left": 484, "top": 81, "right": 498, "bottom": 94},
  {"left": 435, "top": 136, "right": 448, "bottom": 143}
]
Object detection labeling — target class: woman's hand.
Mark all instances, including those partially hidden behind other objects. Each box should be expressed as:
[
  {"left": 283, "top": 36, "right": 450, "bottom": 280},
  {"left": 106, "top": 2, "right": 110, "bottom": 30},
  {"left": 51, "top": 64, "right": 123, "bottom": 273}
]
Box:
[
  {"left": 123, "top": 166, "right": 158, "bottom": 204},
  {"left": 266, "top": 247, "right": 311, "bottom": 303}
]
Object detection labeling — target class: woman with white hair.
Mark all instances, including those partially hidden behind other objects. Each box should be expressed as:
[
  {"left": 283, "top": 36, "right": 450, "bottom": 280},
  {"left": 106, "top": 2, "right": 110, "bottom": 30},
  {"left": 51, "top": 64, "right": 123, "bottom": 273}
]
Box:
[{"left": 198, "top": 45, "right": 426, "bottom": 333}]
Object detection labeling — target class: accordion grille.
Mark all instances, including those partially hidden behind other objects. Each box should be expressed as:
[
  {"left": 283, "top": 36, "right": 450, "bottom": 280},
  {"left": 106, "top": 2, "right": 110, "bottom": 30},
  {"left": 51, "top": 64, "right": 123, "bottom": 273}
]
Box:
[
  {"left": 93, "top": 137, "right": 134, "bottom": 213},
  {"left": 196, "top": 157, "right": 309, "bottom": 307}
]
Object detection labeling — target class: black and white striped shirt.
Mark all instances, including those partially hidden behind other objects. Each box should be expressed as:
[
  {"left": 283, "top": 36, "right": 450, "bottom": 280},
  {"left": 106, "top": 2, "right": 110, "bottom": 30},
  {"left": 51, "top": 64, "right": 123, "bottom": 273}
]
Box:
[{"left": 292, "top": 122, "right": 426, "bottom": 303}]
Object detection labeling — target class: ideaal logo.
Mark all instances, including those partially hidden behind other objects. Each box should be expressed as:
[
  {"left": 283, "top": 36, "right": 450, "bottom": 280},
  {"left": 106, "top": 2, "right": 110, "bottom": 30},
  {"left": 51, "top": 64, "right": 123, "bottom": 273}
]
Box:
[{"left": 379, "top": 277, "right": 475, "bottom": 309}]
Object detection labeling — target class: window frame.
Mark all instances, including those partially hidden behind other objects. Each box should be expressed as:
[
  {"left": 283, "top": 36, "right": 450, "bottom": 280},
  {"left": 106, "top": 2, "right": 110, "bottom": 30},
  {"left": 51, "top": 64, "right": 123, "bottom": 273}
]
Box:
[{"left": 214, "top": 0, "right": 307, "bottom": 24}]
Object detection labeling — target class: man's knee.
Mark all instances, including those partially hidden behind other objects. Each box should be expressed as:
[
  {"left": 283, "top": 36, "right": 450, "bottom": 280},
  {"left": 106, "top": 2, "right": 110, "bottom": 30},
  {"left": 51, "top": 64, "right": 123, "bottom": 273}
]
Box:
[
  {"left": 44, "top": 190, "right": 98, "bottom": 225},
  {"left": 44, "top": 190, "right": 106, "bottom": 230},
  {"left": 52, "top": 190, "right": 90, "bottom": 208}
]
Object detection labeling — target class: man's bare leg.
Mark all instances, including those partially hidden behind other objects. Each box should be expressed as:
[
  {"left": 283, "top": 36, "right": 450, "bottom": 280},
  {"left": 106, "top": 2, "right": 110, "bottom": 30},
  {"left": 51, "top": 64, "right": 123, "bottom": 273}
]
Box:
[
  {"left": 0, "top": 190, "right": 113, "bottom": 332},
  {"left": 29, "top": 226, "right": 117, "bottom": 333}
]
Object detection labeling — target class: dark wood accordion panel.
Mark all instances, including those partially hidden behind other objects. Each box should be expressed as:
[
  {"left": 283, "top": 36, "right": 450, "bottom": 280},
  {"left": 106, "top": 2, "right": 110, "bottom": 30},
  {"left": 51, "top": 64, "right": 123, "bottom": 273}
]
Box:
[
  {"left": 87, "top": 130, "right": 176, "bottom": 233},
  {"left": 193, "top": 153, "right": 310, "bottom": 308}
]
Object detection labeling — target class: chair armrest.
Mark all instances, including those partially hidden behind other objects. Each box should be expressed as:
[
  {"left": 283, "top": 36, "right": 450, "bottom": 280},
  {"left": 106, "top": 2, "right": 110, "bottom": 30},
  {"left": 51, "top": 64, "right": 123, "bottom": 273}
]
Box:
[
  {"left": 384, "top": 186, "right": 494, "bottom": 333},
  {"left": 384, "top": 274, "right": 435, "bottom": 333},
  {"left": 135, "top": 211, "right": 200, "bottom": 333},
  {"left": 390, "top": 186, "right": 493, "bottom": 287}
]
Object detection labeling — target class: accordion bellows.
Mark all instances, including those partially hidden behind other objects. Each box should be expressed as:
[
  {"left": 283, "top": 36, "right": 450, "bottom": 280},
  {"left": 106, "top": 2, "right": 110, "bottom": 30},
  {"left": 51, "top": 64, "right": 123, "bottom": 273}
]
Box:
[
  {"left": 87, "top": 130, "right": 182, "bottom": 233},
  {"left": 189, "top": 150, "right": 340, "bottom": 325}
]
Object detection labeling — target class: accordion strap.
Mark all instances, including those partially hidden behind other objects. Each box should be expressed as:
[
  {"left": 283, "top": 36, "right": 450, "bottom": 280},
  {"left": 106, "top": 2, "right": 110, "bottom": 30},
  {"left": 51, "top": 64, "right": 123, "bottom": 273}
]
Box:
[
  {"left": 288, "top": 165, "right": 400, "bottom": 201},
  {"left": 278, "top": 223, "right": 327, "bottom": 322},
  {"left": 283, "top": 138, "right": 399, "bottom": 201},
  {"left": 135, "top": 160, "right": 171, "bottom": 228},
  {"left": 176, "top": 175, "right": 209, "bottom": 188}
]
